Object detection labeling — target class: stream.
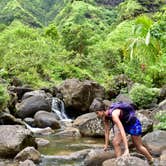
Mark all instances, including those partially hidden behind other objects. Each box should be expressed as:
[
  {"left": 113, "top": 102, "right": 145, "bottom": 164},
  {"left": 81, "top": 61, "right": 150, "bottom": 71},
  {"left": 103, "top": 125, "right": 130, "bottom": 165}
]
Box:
[{"left": 37, "top": 134, "right": 104, "bottom": 166}]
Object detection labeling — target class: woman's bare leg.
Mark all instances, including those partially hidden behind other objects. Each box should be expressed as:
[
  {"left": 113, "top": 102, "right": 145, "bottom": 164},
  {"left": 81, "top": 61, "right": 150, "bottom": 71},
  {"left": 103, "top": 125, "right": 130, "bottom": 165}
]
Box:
[
  {"left": 132, "top": 135, "right": 153, "bottom": 161},
  {"left": 112, "top": 126, "right": 123, "bottom": 157}
]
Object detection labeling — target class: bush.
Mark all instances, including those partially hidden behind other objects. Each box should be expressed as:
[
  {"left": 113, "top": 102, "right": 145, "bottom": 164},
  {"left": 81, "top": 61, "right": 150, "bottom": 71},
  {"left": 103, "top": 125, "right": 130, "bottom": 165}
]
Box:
[
  {"left": 154, "top": 111, "right": 166, "bottom": 130},
  {"left": 0, "top": 83, "right": 9, "bottom": 111},
  {"left": 129, "top": 84, "right": 158, "bottom": 108}
]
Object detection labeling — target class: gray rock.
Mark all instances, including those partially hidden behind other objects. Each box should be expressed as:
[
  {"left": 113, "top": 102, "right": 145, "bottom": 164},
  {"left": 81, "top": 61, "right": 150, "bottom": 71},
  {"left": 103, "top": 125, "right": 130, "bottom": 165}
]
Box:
[
  {"left": 84, "top": 149, "right": 115, "bottom": 166},
  {"left": 73, "top": 112, "right": 105, "bottom": 137},
  {"left": 102, "top": 156, "right": 148, "bottom": 166},
  {"left": 142, "top": 130, "right": 166, "bottom": 156},
  {"left": 34, "top": 111, "right": 60, "bottom": 129},
  {"left": 58, "top": 79, "right": 105, "bottom": 116},
  {"left": 14, "top": 147, "right": 40, "bottom": 163},
  {"left": 0, "top": 125, "right": 37, "bottom": 158},
  {"left": 16, "top": 90, "right": 52, "bottom": 118},
  {"left": 18, "top": 159, "right": 36, "bottom": 166}
]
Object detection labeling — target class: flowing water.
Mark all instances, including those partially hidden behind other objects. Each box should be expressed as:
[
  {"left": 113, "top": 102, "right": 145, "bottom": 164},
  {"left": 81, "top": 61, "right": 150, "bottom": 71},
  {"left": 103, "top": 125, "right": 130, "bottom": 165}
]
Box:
[
  {"left": 52, "top": 97, "right": 69, "bottom": 120},
  {"left": 37, "top": 134, "right": 104, "bottom": 166}
]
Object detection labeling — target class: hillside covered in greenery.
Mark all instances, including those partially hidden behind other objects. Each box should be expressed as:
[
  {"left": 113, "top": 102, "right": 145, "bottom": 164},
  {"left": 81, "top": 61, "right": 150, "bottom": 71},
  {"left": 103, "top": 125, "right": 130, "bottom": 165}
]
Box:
[{"left": 0, "top": 0, "right": 165, "bottom": 89}]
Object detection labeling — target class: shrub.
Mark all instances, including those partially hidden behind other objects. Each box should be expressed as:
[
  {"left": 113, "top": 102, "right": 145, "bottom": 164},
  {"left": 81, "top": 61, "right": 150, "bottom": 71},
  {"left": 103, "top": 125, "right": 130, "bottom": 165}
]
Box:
[
  {"left": 129, "top": 84, "right": 158, "bottom": 108},
  {"left": 154, "top": 111, "right": 166, "bottom": 130}
]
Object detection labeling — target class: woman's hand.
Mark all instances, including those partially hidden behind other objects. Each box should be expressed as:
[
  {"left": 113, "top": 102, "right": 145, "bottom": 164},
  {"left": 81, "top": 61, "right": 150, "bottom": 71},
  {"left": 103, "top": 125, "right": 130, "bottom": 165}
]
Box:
[{"left": 122, "top": 148, "right": 130, "bottom": 157}]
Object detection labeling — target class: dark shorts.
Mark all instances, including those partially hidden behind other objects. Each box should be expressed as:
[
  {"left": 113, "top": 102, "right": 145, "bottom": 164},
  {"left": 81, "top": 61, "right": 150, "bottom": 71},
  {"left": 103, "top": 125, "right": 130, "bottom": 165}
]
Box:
[{"left": 124, "top": 118, "right": 142, "bottom": 136}]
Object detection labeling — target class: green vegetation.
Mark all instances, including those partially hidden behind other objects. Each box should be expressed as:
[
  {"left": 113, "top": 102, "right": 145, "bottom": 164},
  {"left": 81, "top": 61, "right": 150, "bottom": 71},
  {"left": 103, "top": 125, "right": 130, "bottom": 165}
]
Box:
[
  {"left": 154, "top": 111, "right": 166, "bottom": 130},
  {"left": 0, "top": 83, "right": 9, "bottom": 111},
  {"left": 0, "top": 0, "right": 165, "bottom": 89},
  {"left": 129, "top": 84, "right": 159, "bottom": 108}
]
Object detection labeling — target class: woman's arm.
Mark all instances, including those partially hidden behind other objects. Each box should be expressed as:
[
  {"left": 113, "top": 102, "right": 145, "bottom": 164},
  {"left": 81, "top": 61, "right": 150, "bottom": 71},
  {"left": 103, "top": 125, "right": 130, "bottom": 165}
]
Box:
[
  {"left": 112, "top": 109, "right": 129, "bottom": 156},
  {"left": 104, "top": 117, "right": 110, "bottom": 151}
]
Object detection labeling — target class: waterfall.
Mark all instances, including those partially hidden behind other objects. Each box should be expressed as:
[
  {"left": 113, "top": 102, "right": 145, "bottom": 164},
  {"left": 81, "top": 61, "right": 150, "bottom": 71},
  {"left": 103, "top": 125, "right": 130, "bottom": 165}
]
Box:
[
  {"left": 24, "top": 122, "right": 53, "bottom": 134},
  {"left": 51, "top": 97, "right": 68, "bottom": 120}
]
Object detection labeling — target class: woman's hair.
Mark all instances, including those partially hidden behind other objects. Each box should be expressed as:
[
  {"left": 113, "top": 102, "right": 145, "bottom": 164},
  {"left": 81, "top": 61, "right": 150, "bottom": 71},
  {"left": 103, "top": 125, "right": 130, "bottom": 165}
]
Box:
[{"left": 93, "top": 102, "right": 106, "bottom": 112}]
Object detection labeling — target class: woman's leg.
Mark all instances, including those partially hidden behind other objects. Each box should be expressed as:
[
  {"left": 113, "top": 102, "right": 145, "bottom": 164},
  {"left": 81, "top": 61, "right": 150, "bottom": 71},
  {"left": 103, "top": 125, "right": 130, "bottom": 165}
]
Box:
[
  {"left": 112, "top": 125, "right": 123, "bottom": 157},
  {"left": 131, "top": 135, "right": 153, "bottom": 161}
]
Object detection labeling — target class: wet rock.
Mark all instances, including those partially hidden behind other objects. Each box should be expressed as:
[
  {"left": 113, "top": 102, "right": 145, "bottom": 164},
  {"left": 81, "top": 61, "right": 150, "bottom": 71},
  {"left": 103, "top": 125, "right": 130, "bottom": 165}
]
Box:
[
  {"left": 24, "top": 118, "right": 36, "bottom": 127},
  {"left": 54, "top": 127, "right": 81, "bottom": 137},
  {"left": 42, "top": 149, "right": 91, "bottom": 162},
  {"left": 35, "top": 138, "right": 50, "bottom": 147}
]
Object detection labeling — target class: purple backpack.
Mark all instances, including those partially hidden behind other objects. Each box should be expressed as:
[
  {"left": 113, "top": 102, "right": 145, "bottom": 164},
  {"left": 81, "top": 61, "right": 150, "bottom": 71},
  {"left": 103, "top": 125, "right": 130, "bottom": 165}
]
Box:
[{"left": 109, "top": 102, "right": 136, "bottom": 124}]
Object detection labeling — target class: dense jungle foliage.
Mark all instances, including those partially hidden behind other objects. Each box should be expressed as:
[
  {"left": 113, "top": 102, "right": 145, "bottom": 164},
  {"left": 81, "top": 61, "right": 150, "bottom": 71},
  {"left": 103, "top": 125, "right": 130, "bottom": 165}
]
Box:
[{"left": 0, "top": 0, "right": 165, "bottom": 89}]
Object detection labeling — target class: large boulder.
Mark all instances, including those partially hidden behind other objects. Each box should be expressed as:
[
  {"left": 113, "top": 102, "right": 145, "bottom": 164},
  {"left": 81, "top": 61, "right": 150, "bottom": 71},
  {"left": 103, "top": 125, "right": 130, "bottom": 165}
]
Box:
[
  {"left": 102, "top": 156, "right": 149, "bottom": 166},
  {"left": 0, "top": 125, "right": 37, "bottom": 158},
  {"left": 73, "top": 112, "right": 105, "bottom": 137},
  {"left": 142, "top": 130, "right": 166, "bottom": 156},
  {"left": 34, "top": 111, "right": 60, "bottom": 129},
  {"left": 58, "top": 79, "right": 105, "bottom": 116},
  {"left": 16, "top": 90, "right": 52, "bottom": 118}
]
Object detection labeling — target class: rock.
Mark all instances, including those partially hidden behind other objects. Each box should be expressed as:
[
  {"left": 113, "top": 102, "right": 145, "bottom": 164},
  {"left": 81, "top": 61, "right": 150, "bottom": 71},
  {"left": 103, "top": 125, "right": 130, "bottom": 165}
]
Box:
[
  {"left": 14, "top": 147, "right": 40, "bottom": 163},
  {"left": 160, "top": 150, "right": 166, "bottom": 161},
  {"left": 34, "top": 111, "right": 60, "bottom": 129},
  {"left": 157, "top": 99, "right": 166, "bottom": 111},
  {"left": 8, "top": 86, "right": 33, "bottom": 101},
  {"left": 42, "top": 149, "right": 91, "bottom": 161},
  {"left": 18, "top": 159, "right": 36, "bottom": 166},
  {"left": 114, "top": 94, "right": 133, "bottom": 104},
  {"left": 136, "top": 112, "right": 153, "bottom": 134},
  {"left": 35, "top": 138, "right": 50, "bottom": 147},
  {"left": 84, "top": 149, "right": 115, "bottom": 166},
  {"left": 102, "top": 156, "right": 149, "bottom": 166},
  {"left": 16, "top": 90, "right": 52, "bottom": 119},
  {"left": 107, "top": 74, "right": 133, "bottom": 99},
  {"left": 24, "top": 118, "right": 36, "bottom": 127},
  {"left": 22, "top": 90, "right": 51, "bottom": 100},
  {"left": 0, "top": 125, "right": 37, "bottom": 158},
  {"left": 58, "top": 79, "right": 105, "bottom": 117},
  {"left": 73, "top": 112, "right": 105, "bottom": 137},
  {"left": 0, "top": 113, "right": 24, "bottom": 125},
  {"left": 54, "top": 127, "right": 81, "bottom": 137},
  {"left": 142, "top": 130, "right": 166, "bottom": 156}
]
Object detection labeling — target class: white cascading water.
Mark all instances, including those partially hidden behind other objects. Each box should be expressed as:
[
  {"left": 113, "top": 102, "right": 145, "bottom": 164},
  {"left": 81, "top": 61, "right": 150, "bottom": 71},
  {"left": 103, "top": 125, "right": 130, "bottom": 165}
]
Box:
[
  {"left": 23, "top": 97, "right": 71, "bottom": 133},
  {"left": 51, "top": 97, "right": 68, "bottom": 120},
  {"left": 23, "top": 122, "right": 53, "bottom": 134}
]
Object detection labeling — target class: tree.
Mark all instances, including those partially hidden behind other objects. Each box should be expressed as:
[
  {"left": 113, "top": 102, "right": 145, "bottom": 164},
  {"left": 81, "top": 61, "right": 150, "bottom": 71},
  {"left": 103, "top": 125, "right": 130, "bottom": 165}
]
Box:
[{"left": 61, "top": 23, "right": 93, "bottom": 55}]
